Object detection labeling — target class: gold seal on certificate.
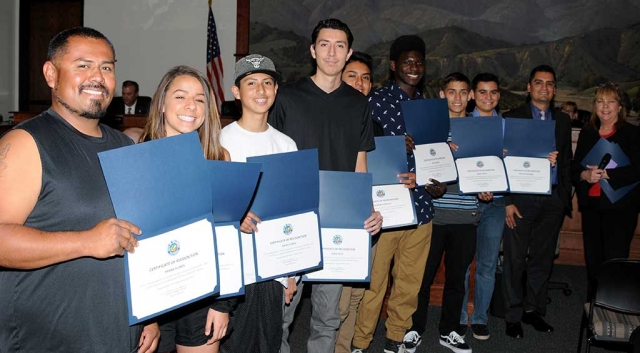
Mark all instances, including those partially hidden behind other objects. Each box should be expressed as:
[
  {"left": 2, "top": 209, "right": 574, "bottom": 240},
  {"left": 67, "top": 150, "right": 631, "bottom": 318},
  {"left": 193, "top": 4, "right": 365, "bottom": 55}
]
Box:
[
  {"left": 413, "top": 142, "right": 458, "bottom": 185},
  {"left": 127, "top": 218, "right": 218, "bottom": 321},
  {"left": 455, "top": 156, "right": 509, "bottom": 194},
  {"left": 372, "top": 184, "right": 417, "bottom": 229},
  {"left": 504, "top": 156, "right": 551, "bottom": 194},
  {"left": 304, "top": 228, "right": 370, "bottom": 282}
]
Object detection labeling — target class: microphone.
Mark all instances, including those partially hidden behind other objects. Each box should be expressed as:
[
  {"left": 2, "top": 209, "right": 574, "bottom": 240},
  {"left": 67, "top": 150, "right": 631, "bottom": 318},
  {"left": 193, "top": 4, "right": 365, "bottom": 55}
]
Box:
[{"left": 598, "top": 153, "right": 612, "bottom": 170}]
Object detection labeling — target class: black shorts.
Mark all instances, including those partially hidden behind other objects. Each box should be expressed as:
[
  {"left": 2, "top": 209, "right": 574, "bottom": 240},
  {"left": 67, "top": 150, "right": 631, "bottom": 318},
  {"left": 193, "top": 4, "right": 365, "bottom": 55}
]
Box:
[{"left": 157, "top": 301, "right": 213, "bottom": 352}]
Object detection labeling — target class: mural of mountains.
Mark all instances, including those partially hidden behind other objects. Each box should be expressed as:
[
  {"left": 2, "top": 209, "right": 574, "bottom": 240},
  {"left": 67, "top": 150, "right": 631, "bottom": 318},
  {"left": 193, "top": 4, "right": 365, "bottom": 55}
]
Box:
[
  {"left": 251, "top": 0, "right": 640, "bottom": 48},
  {"left": 250, "top": 21, "right": 640, "bottom": 92}
]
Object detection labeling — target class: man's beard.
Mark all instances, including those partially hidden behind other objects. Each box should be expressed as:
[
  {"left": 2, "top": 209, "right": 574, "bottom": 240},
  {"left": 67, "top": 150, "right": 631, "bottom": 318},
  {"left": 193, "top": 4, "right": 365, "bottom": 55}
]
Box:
[{"left": 54, "top": 83, "right": 111, "bottom": 120}]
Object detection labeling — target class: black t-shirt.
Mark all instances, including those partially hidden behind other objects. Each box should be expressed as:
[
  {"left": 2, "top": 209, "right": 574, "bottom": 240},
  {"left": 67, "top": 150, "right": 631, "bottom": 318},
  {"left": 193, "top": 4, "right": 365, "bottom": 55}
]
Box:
[{"left": 268, "top": 77, "right": 375, "bottom": 172}]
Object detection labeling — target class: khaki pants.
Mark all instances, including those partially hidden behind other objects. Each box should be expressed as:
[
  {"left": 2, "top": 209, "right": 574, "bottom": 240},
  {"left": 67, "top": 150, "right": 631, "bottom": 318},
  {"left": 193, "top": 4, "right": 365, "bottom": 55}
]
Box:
[
  {"left": 352, "top": 223, "right": 432, "bottom": 348},
  {"left": 335, "top": 242, "right": 378, "bottom": 353}
]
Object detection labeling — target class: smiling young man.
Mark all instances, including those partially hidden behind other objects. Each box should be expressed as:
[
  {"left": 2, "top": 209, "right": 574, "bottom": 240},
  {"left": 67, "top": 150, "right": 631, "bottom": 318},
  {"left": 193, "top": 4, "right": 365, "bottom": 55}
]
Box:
[
  {"left": 351, "top": 35, "right": 443, "bottom": 353},
  {"left": 501, "top": 65, "right": 572, "bottom": 339},
  {"left": 219, "top": 54, "right": 297, "bottom": 353},
  {"left": 455, "top": 72, "right": 507, "bottom": 342},
  {"left": 471, "top": 73, "right": 500, "bottom": 117},
  {"left": 0, "top": 27, "right": 157, "bottom": 353},
  {"left": 269, "top": 19, "right": 382, "bottom": 353}
]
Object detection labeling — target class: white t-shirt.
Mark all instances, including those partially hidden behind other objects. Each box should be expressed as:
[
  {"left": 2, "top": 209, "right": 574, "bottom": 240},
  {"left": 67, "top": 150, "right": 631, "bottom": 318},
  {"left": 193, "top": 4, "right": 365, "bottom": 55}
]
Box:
[{"left": 220, "top": 121, "right": 297, "bottom": 162}]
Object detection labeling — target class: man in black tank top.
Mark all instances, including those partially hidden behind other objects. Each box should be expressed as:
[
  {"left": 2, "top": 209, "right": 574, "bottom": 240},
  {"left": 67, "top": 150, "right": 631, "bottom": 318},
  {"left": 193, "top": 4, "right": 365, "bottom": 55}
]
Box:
[{"left": 0, "top": 28, "right": 158, "bottom": 353}]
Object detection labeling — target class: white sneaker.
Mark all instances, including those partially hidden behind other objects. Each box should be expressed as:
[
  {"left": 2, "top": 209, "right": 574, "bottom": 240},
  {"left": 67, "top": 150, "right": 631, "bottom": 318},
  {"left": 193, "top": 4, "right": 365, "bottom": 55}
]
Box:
[
  {"left": 402, "top": 330, "right": 422, "bottom": 353},
  {"left": 439, "top": 331, "right": 472, "bottom": 353}
]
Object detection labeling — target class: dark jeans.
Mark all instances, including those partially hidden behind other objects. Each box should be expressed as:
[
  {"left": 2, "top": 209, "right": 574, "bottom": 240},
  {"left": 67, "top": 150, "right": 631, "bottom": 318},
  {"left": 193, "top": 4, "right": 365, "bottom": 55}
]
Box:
[
  {"left": 502, "top": 189, "right": 565, "bottom": 323},
  {"left": 411, "top": 223, "right": 477, "bottom": 336}
]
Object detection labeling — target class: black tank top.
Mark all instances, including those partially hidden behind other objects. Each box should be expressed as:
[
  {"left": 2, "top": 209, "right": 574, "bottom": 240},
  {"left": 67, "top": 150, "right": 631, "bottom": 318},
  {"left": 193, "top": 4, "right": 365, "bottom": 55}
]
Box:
[{"left": 0, "top": 109, "right": 142, "bottom": 353}]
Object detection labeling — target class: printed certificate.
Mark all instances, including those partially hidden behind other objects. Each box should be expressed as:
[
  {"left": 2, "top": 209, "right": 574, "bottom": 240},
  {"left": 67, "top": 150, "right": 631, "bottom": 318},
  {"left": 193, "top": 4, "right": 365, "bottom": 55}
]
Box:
[
  {"left": 372, "top": 184, "right": 416, "bottom": 229},
  {"left": 215, "top": 224, "right": 244, "bottom": 297},
  {"left": 127, "top": 218, "right": 218, "bottom": 323},
  {"left": 413, "top": 142, "right": 457, "bottom": 185},
  {"left": 253, "top": 211, "right": 322, "bottom": 281},
  {"left": 456, "top": 156, "right": 508, "bottom": 194},
  {"left": 504, "top": 156, "right": 551, "bottom": 194},
  {"left": 303, "top": 228, "right": 370, "bottom": 282}
]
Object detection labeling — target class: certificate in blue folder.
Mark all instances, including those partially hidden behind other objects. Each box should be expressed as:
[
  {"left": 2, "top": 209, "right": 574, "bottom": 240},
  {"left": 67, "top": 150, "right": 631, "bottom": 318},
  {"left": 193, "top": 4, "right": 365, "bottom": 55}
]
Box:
[
  {"left": 207, "top": 160, "right": 261, "bottom": 298},
  {"left": 246, "top": 149, "right": 322, "bottom": 282},
  {"left": 98, "top": 132, "right": 219, "bottom": 325},
  {"left": 450, "top": 117, "right": 509, "bottom": 194},
  {"left": 401, "top": 98, "right": 450, "bottom": 144},
  {"left": 503, "top": 118, "right": 555, "bottom": 195},
  {"left": 580, "top": 138, "right": 639, "bottom": 203},
  {"left": 367, "top": 136, "right": 417, "bottom": 229},
  {"left": 304, "top": 171, "right": 373, "bottom": 282}
]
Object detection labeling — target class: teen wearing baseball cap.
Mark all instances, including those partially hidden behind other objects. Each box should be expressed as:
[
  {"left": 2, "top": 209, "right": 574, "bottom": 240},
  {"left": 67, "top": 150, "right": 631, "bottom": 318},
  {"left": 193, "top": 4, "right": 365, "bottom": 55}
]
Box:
[{"left": 219, "top": 54, "right": 297, "bottom": 353}]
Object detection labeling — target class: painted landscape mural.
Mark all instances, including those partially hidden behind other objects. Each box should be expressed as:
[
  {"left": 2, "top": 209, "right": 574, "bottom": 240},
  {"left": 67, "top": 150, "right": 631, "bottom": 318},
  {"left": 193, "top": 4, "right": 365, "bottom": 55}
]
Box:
[{"left": 250, "top": 0, "right": 640, "bottom": 116}]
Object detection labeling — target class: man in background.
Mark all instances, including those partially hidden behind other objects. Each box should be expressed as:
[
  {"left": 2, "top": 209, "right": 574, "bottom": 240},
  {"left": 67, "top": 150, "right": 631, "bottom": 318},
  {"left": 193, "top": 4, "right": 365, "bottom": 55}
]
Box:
[{"left": 108, "top": 80, "right": 151, "bottom": 115}]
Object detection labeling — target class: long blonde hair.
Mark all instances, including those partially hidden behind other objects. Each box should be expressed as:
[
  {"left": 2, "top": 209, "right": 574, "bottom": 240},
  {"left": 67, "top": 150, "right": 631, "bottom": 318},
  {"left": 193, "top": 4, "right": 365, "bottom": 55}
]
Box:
[{"left": 140, "top": 65, "right": 225, "bottom": 161}]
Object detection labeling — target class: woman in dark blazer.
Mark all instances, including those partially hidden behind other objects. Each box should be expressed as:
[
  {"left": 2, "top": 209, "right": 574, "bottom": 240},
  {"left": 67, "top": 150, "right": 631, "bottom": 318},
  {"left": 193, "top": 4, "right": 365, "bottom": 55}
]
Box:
[{"left": 571, "top": 83, "right": 640, "bottom": 297}]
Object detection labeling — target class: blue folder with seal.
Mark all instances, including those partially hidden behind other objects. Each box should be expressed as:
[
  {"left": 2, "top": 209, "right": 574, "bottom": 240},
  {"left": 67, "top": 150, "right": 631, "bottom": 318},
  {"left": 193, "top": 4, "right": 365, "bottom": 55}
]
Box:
[
  {"left": 450, "top": 117, "right": 509, "bottom": 194},
  {"left": 246, "top": 149, "right": 322, "bottom": 282},
  {"left": 303, "top": 171, "right": 373, "bottom": 282},
  {"left": 366, "top": 136, "right": 417, "bottom": 228},
  {"left": 503, "top": 118, "right": 555, "bottom": 195},
  {"left": 207, "top": 160, "right": 261, "bottom": 298},
  {"left": 98, "top": 132, "right": 219, "bottom": 325}
]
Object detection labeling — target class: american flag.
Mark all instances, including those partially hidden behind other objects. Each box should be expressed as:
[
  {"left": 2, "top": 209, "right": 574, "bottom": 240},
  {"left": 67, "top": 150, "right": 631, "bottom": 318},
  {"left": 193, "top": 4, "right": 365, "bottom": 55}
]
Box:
[{"left": 206, "top": 0, "right": 225, "bottom": 109}]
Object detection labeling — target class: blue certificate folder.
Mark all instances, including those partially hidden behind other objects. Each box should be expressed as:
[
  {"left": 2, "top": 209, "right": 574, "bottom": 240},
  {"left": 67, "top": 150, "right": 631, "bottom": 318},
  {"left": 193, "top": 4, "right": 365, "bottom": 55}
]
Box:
[
  {"left": 367, "top": 136, "right": 418, "bottom": 228},
  {"left": 303, "top": 171, "right": 373, "bottom": 282},
  {"left": 504, "top": 118, "right": 556, "bottom": 158},
  {"left": 580, "top": 138, "right": 639, "bottom": 203},
  {"left": 98, "top": 132, "right": 220, "bottom": 325},
  {"left": 450, "top": 117, "right": 504, "bottom": 158},
  {"left": 207, "top": 160, "right": 262, "bottom": 298},
  {"left": 401, "top": 98, "right": 450, "bottom": 144},
  {"left": 246, "top": 149, "right": 322, "bottom": 281}
]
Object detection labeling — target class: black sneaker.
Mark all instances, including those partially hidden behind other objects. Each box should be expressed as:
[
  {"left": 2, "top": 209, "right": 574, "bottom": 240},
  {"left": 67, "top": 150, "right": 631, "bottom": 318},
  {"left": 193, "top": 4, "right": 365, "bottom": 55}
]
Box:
[
  {"left": 440, "top": 331, "right": 472, "bottom": 353},
  {"left": 402, "top": 330, "right": 422, "bottom": 353},
  {"left": 383, "top": 338, "right": 404, "bottom": 353},
  {"left": 471, "top": 324, "right": 490, "bottom": 340},
  {"left": 457, "top": 324, "right": 468, "bottom": 337}
]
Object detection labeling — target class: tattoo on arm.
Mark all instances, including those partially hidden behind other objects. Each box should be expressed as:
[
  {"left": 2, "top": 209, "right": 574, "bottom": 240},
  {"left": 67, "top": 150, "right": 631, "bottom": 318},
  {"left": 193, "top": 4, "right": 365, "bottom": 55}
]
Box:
[{"left": 0, "top": 143, "right": 10, "bottom": 171}]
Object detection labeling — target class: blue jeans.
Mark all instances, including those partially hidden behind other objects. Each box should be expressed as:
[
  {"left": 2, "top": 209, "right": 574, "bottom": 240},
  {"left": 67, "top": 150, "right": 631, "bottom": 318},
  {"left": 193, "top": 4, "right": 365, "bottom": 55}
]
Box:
[{"left": 460, "top": 197, "right": 505, "bottom": 325}]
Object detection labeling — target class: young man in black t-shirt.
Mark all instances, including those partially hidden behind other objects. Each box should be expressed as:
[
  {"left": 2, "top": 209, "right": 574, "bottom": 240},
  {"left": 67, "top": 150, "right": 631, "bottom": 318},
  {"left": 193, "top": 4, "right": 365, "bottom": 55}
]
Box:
[{"left": 269, "top": 18, "right": 383, "bottom": 353}]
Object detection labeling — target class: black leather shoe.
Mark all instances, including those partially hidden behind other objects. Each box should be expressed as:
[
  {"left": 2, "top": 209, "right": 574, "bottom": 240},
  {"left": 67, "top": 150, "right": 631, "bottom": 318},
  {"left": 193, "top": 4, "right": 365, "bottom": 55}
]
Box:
[
  {"left": 505, "top": 321, "right": 524, "bottom": 338},
  {"left": 522, "top": 311, "right": 554, "bottom": 332}
]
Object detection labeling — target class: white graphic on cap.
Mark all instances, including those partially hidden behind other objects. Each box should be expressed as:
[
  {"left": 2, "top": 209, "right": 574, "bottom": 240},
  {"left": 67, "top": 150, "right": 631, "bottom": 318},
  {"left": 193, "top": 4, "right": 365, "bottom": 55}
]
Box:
[{"left": 246, "top": 57, "right": 264, "bottom": 68}]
